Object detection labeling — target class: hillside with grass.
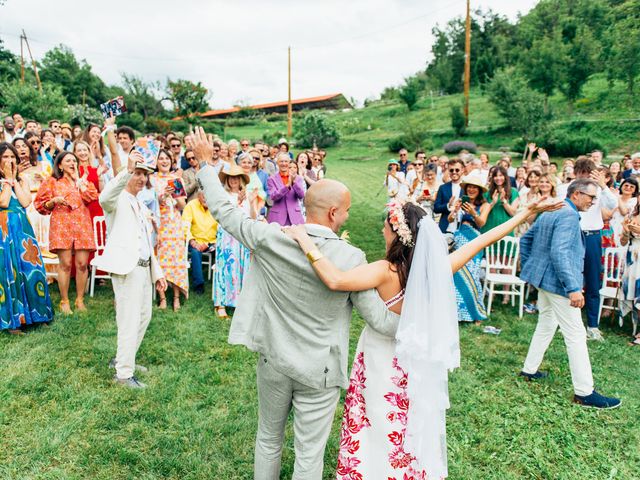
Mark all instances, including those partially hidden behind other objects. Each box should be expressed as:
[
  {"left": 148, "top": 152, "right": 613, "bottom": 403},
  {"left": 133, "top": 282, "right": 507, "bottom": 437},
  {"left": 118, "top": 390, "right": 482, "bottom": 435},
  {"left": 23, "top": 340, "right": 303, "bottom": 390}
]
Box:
[{"left": 221, "top": 74, "right": 638, "bottom": 162}]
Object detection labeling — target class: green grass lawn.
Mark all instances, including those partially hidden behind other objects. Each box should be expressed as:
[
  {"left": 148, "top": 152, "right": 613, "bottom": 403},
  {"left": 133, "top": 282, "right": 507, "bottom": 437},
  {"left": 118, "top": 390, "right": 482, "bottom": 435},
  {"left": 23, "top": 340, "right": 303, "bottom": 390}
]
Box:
[{"left": 2, "top": 145, "right": 640, "bottom": 479}]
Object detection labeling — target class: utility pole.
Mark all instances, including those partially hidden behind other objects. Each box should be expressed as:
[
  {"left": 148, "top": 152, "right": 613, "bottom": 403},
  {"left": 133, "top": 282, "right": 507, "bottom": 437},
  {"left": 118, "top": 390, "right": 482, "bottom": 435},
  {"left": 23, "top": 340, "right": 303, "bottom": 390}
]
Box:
[
  {"left": 22, "top": 30, "right": 42, "bottom": 92},
  {"left": 287, "top": 46, "right": 292, "bottom": 138},
  {"left": 463, "top": 0, "right": 471, "bottom": 127},
  {"left": 19, "top": 32, "right": 25, "bottom": 84}
]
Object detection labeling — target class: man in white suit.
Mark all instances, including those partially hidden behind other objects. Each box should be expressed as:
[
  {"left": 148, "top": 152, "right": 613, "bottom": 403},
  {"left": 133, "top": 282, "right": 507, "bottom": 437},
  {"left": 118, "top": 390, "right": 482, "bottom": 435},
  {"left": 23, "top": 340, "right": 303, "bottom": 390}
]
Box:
[
  {"left": 92, "top": 150, "right": 167, "bottom": 389},
  {"left": 189, "top": 128, "right": 400, "bottom": 479}
]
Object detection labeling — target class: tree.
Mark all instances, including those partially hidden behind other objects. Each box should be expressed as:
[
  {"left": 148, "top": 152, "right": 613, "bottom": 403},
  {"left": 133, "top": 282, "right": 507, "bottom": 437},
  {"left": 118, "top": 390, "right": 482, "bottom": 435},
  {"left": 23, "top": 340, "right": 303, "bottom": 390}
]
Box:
[
  {"left": 398, "top": 77, "right": 422, "bottom": 111},
  {"left": 0, "top": 39, "right": 19, "bottom": 83},
  {"left": 294, "top": 111, "right": 339, "bottom": 148},
  {"left": 559, "top": 26, "right": 601, "bottom": 104},
  {"left": 119, "top": 73, "right": 166, "bottom": 120},
  {"left": 39, "top": 45, "right": 107, "bottom": 107},
  {"left": 0, "top": 80, "right": 68, "bottom": 121},
  {"left": 450, "top": 103, "right": 467, "bottom": 136},
  {"left": 487, "top": 68, "right": 552, "bottom": 142},
  {"left": 520, "top": 32, "right": 566, "bottom": 99},
  {"left": 166, "top": 79, "right": 211, "bottom": 117},
  {"left": 604, "top": 0, "right": 640, "bottom": 94}
]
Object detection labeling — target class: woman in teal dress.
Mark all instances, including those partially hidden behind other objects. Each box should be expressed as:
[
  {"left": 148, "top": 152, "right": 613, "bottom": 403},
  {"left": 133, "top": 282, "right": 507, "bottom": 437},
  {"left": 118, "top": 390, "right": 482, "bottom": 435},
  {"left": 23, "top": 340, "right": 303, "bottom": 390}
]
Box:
[
  {"left": 0, "top": 143, "right": 53, "bottom": 334},
  {"left": 483, "top": 166, "right": 520, "bottom": 304},
  {"left": 213, "top": 165, "right": 257, "bottom": 319},
  {"left": 448, "top": 175, "right": 492, "bottom": 322}
]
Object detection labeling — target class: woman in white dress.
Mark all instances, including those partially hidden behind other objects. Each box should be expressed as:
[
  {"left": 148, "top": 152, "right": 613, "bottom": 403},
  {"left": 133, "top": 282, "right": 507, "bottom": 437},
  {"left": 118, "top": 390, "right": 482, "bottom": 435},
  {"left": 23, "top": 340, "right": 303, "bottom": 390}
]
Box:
[
  {"left": 284, "top": 198, "right": 559, "bottom": 479},
  {"left": 385, "top": 159, "right": 408, "bottom": 201}
]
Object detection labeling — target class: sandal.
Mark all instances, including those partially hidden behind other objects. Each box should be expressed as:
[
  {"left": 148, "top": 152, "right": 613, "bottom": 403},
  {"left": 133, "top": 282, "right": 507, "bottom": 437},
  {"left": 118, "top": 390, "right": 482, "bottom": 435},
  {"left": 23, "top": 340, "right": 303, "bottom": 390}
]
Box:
[
  {"left": 173, "top": 298, "right": 181, "bottom": 312},
  {"left": 158, "top": 297, "right": 167, "bottom": 310},
  {"left": 629, "top": 337, "right": 640, "bottom": 347},
  {"left": 216, "top": 307, "right": 229, "bottom": 319},
  {"left": 8, "top": 329, "right": 25, "bottom": 336},
  {"left": 59, "top": 300, "right": 73, "bottom": 315}
]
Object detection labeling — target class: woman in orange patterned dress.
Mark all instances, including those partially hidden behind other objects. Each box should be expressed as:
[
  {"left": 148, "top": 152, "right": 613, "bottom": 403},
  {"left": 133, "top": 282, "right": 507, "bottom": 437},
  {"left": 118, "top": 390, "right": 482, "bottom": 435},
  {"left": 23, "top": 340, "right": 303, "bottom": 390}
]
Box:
[
  {"left": 34, "top": 151, "right": 98, "bottom": 314},
  {"left": 151, "top": 149, "right": 188, "bottom": 311}
]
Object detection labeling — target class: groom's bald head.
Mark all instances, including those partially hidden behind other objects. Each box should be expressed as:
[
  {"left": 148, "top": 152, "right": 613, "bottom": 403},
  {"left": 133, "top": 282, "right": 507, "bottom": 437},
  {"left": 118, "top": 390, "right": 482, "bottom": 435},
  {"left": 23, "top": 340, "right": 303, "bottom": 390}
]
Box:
[{"left": 304, "top": 179, "right": 351, "bottom": 233}]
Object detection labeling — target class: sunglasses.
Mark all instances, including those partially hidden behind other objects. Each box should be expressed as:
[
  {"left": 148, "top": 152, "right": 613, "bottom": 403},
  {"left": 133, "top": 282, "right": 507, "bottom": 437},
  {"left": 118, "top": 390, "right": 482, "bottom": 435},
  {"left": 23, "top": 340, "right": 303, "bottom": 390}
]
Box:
[
  {"left": 241, "top": 143, "right": 249, "bottom": 147},
  {"left": 449, "top": 168, "right": 461, "bottom": 173},
  {"left": 414, "top": 163, "right": 424, "bottom": 166},
  {"left": 186, "top": 157, "right": 196, "bottom": 161},
  {"left": 252, "top": 157, "right": 260, "bottom": 161},
  {"left": 171, "top": 144, "right": 181, "bottom": 148}
]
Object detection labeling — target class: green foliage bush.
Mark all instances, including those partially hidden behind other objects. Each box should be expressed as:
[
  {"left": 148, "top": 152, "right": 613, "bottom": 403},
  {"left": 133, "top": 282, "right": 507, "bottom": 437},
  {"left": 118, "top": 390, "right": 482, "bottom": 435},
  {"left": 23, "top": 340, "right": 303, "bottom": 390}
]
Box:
[
  {"left": 294, "top": 111, "right": 339, "bottom": 148},
  {"left": 262, "top": 130, "right": 288, "bottom": 146},
  {"left": 398, "top": 77, "right": 422, "bottom": 111},
  {"left": 145, "top": 117, "right": 172, "bottom": 134},
  {"left": 1, "top": 81, "right": 68, "bottom": 122},
  {"left": 66, "top": 104, "right": 103, "bottom": 127},
  {"left": 488, "top": 69, "right": 552, "bottom": 141}
]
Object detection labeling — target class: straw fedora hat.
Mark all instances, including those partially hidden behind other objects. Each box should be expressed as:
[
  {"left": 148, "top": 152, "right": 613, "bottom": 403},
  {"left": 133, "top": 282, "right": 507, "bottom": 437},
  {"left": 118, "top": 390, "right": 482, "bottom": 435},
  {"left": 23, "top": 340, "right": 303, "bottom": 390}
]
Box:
[
  {"left": 460, "top": 175, "right": 488, "bottom": 192},
  {"left": 218, "top": 163, "right": 250, "bottom": 186}
]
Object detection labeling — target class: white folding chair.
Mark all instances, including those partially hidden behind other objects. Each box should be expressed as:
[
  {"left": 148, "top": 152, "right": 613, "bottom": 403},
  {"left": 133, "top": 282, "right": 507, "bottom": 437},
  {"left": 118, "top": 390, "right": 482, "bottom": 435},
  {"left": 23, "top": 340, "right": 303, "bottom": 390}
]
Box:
[
  {"left": 89, "top": 216, "right": 110, "bottom": 297},
  {"left": 598, "top": 247, "right": 626, "bottom": 326},
  {"left": 35, "top": 217, "right": 59, "bottom": 280},
  {"left": 484, "top": 236, "right": 526, "bottom": 318}
]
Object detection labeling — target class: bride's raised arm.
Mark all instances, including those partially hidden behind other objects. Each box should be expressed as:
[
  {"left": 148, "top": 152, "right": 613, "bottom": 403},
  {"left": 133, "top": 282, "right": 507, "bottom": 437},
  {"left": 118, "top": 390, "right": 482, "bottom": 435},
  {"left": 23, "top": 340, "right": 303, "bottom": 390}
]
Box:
[
  {"left": 283, "top": 225, "right": 389, "bottom": 292},
  {"left": 449, "top": 196, "right": 562, "bottom": 273}
]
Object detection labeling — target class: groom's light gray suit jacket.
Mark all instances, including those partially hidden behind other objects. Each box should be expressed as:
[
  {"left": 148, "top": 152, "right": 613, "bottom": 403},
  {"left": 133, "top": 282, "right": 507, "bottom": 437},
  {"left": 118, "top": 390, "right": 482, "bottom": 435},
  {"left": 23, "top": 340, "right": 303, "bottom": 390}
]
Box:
[{"left": 197, "top": 166, "right": 399, "bottom": 389}]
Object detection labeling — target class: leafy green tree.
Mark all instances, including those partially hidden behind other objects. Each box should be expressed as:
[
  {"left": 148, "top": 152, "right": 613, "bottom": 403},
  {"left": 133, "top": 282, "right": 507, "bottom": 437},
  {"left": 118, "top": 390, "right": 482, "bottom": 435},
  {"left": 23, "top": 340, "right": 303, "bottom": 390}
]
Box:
[
  {"left": 119, "top": 73, "right": 166, "bottom": 120},
  {"left": 520, "top": 32, "right": 566, "bottom": 99},
  {"left": 166, "top": 79, "right": 210, "bottom": 117},
  {"left": 0, "top": 39, "right": 19, "bottom": 83},
  {"left": 398, "top": 77, "right": 422, "bottom": 111},
  {"left": 603, "top": 0, "right": 640, "bottom": 94},
  {"left": 0, "top": 80, "right": 68, "bottom": 121},
  {"left": 39, "top": 45, "right": 107, "bottom": 107},
  {"left": 488, "top": 68, "right": 552, "bottom": 142},
  {"left": 450, "top": 103, "right": 467, "bottom": 136},
  {"left": 559, "top": 26, "right": 601, "bottom": 104},
  {"left": 294, "top": 111, "right": 339, "bottom": 148}
]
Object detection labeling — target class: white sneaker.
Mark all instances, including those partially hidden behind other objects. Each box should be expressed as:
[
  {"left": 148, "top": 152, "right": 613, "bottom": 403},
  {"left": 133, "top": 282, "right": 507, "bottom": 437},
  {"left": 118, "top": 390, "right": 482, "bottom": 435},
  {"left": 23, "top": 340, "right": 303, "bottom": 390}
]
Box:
[{"left": 586, "top": 327, "right": 604, "bottom": 341}]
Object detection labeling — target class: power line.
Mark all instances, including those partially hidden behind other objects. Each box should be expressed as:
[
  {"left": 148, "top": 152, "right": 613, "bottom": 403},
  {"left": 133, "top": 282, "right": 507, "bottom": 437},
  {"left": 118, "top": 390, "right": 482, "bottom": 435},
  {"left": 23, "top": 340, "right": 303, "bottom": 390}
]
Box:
[{"left": 0, "top": 1, "right": 464, "bottom": 63}]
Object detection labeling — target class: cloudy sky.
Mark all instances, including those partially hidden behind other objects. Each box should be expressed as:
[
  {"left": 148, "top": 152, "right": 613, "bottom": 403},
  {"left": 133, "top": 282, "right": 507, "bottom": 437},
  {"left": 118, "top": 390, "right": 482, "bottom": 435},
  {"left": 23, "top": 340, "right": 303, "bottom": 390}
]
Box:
[{"left": 1, "top": 0, "right": 537, "bottom": 109}]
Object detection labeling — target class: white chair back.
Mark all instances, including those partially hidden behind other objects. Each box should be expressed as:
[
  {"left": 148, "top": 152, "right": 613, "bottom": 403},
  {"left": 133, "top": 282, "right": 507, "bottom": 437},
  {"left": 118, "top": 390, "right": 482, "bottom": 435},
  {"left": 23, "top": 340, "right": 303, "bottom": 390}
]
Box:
[
  {"left": 93, "top": 216, "right": 107, "bottom": 255},
  {"left": 602, "top": 247, "right": 626, "bottom": 289},
  {"left": 485, "top": 236, "right": 520, "bottom": 275}
]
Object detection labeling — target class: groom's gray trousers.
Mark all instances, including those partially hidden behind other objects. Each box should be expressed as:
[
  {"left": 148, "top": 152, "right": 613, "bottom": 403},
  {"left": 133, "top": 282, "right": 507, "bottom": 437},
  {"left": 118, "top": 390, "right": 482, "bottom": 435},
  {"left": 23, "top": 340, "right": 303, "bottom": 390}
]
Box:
[{"left": 254, "top": 354, "right": 340, "bottom": 480}]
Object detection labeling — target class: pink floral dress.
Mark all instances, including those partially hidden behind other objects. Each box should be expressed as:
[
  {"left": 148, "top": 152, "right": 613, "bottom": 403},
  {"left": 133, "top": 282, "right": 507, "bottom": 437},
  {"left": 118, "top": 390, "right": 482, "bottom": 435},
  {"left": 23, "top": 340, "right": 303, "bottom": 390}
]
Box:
[{"left": 337, "top": 293, "right": 431, "bottom": 480}]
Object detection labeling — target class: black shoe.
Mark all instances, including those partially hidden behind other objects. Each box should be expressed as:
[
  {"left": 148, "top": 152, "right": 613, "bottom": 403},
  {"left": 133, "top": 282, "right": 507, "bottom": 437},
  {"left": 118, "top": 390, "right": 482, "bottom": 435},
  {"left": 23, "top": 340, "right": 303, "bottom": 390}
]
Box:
[
  {"left": 519, "top": 370, "right": 549, "bottom": 381},
  {"left": 194, "top": 284, "right": 205, "bottom": 295},
  {"left": 573, "top": 390, "right": 621, "bottom": 409}
]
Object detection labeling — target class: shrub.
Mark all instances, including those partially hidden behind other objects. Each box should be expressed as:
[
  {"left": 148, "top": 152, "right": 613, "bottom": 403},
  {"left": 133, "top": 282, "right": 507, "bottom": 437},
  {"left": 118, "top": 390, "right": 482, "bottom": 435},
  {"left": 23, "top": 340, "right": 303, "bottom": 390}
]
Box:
[
  {"left": 450, "top": 104, "right": 466, "bottom": 136},
  {"left": 398, "top": 77, "right": 422, "bottom": 111},
  {"left": 388, "top": 136, "right": 410, "bottom": 152},
  {"left": 550, "top": 134, "right": 606, "bottom": 157},
  {"left": 262, "top": 130, "right": 288, "bottom": 146},
  {"left": 66, "top": 104, "right": 102, "bottom": 127},
  {"left": 443, "top": 140, "right": 477, "bottom": 154},
  {"left": 294, "top": 111, "right": 339, "bottom": 148},
  {"left": 1, "top": 80, "right": 68, "bottom": 122}
]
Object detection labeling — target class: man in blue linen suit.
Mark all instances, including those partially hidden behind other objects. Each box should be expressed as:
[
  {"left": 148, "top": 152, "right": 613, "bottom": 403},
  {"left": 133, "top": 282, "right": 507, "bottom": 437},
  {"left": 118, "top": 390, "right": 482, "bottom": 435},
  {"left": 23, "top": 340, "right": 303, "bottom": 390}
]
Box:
[
  {"left": 518, "top": 178, "right": 621, "bottom": 409},
  {"left": 433, "top": 158, "right": 465, "bottom": 233}
]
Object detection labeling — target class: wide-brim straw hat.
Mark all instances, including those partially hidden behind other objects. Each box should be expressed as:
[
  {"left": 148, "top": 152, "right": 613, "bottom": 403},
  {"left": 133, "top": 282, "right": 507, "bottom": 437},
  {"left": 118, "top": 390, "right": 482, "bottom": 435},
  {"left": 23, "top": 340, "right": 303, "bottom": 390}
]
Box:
[
  {"left": 219, "top": 162, "right": 250, "bottom": 185},
  {"left": 460, "top": 175, "right": 488, "bottom": 192}
]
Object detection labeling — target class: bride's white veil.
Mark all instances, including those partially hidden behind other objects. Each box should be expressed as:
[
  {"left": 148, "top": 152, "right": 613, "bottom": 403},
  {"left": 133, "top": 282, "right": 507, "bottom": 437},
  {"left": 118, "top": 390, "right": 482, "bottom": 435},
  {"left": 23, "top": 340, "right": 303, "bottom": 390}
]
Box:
[{"left": 395, "top": 215, "right": 460, "bottom": 478}]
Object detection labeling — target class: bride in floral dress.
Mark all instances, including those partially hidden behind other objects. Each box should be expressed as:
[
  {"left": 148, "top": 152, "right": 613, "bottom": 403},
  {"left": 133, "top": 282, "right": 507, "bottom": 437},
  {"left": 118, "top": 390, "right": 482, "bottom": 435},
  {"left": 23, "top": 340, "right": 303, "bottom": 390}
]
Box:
[{"left": 284, "top": 198, "right": 558, "bottom": 479}]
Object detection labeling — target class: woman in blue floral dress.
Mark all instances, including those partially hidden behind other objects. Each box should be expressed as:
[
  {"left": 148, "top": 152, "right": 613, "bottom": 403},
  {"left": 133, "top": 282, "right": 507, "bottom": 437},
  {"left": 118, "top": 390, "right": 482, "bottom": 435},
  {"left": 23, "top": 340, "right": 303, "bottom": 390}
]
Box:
[
  {"left": 213, "top": 164, "right": 257, "bottom": 318},
  {"left": 0, "top": 143, "right": 53, "bottom": 334}
]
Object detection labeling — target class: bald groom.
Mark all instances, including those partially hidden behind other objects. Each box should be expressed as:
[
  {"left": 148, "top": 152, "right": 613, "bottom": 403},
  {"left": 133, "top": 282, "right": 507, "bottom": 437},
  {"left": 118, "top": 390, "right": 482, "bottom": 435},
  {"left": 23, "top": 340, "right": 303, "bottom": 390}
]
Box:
[{"left": 188, "top": 128, "right": 399, "bottom": 480}]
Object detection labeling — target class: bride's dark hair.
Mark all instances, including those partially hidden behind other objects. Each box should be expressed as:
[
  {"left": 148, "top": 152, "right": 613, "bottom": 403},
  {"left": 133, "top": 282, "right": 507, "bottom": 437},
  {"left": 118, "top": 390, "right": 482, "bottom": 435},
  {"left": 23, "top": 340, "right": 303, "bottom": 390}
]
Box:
[{"left": 386, "top": 202, "right": 427, "bottom": 289}]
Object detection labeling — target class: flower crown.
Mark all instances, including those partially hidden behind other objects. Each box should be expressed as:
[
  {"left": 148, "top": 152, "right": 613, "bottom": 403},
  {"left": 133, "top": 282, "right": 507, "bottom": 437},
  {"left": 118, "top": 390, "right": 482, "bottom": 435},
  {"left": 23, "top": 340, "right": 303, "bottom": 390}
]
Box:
[{"left": 387, "top": 200, "right": 415, "bottom": 247}]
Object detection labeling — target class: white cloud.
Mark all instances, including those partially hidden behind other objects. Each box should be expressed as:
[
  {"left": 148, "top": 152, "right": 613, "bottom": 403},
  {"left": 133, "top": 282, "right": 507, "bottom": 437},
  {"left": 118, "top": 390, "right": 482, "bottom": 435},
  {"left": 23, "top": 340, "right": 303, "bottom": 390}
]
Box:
[{"left": 0, "top": 0, "right": 537, "bottom": 108}]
